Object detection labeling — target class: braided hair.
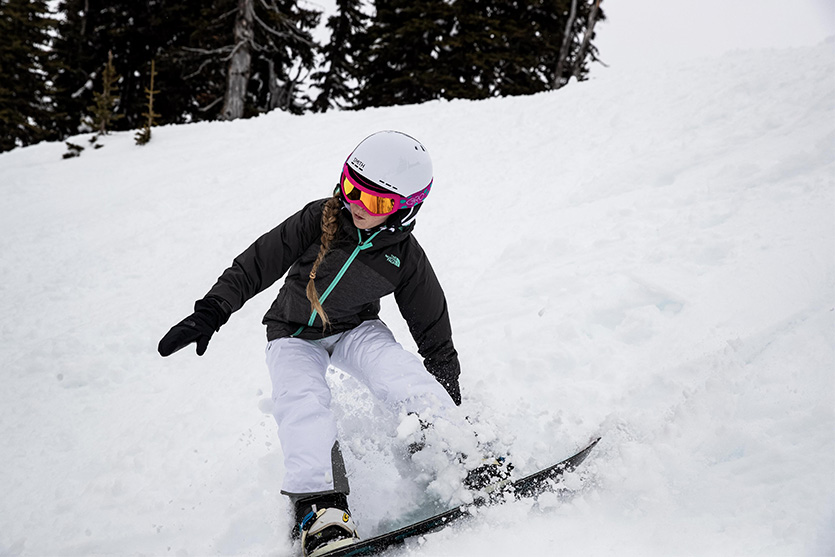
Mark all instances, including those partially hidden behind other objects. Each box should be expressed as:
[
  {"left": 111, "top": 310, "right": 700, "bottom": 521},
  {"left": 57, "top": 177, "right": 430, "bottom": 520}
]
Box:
[{"left": 305, "top": 193, "right": 342, "bottom": 328}]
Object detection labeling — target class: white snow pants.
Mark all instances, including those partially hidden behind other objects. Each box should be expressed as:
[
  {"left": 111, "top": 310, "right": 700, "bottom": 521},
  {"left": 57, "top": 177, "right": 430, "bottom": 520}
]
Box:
[{"left": 266, "top": 319, "right": 457, "bottom": 497}]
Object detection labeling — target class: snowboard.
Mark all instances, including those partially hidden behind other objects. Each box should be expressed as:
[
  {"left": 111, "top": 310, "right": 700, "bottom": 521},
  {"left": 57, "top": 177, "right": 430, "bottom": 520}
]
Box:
[{"left": 315, "top": 436, "right": 601, "bottom": 557}]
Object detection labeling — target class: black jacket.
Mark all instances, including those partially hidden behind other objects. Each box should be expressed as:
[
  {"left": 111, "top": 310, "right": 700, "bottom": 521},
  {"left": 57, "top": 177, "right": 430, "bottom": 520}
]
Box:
[{"left": 204, "top": 198, "right": 461, "bottom": 404}]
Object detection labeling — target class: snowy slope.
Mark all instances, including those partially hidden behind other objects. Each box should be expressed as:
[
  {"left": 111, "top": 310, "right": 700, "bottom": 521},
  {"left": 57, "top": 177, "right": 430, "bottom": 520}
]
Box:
[{"left": 1, "top": 40, "right": 833, "bottom": 556}]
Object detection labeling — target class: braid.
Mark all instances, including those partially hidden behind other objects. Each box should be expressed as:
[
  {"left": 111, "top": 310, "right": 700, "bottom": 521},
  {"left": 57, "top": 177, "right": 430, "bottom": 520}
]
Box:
[{"left": 306, "top": 194, "right": 342, "bottom": 329}]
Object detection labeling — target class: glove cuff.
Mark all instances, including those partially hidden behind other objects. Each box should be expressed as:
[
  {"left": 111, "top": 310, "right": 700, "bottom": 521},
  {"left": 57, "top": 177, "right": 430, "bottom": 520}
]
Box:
[{"left": 194, "top": 297, "right": 232, "bottom": 332}]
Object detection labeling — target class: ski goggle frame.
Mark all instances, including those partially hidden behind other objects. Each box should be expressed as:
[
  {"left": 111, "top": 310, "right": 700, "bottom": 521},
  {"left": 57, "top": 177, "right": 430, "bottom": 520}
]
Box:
[{"left": 340, "top": 163, "right": 432, "bottom": 216}]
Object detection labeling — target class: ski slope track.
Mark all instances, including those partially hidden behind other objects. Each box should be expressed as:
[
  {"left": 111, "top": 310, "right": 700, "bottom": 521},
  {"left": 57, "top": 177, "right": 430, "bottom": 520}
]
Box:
[{"left": 1, "top": 39, "right": 833, "bottom": 556}]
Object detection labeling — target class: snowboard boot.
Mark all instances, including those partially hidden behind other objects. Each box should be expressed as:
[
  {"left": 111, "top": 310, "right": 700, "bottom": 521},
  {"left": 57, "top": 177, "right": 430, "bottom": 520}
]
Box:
[
  {"left": 464, "top": 456, "right": 514, "bottom": 502},
  {"left": 293, "top": 493, "right": 360, "bottom": 557}
]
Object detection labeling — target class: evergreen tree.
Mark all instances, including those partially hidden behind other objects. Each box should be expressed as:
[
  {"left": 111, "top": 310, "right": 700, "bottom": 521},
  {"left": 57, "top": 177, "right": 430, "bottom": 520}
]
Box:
[
  {"left": 353, "top": 0, "right": 605, "bottom": 108},
  {"left": 176, "top": 1, "right": 231, "bottom": 119},
  {"left": 181, "top": 0, "right": 320, "bottom": 120},
  {"left": 491, "top": 0, "right": 570, "bottom": 96},
  {"left": 353, "top": 0, "right": 456, "bottom": 109},
  {"left": 249, "top": 0, "right": 320, "bottom": 114},
  {"left": 52, "top": 1, "right": 132, "bottom": 135},
  {"left": 51, "top": 0, "right": 205, "bottom": 136},
  {"left": 146, "top": 0, "right": 211, "bottom": 124},
  {"left": 88, "top": 50, "right": 124, "bottom": 134},
  {"left": 135, "top": 59, "right": 160, "bottom": 145},
  {"left": 569, "top": 0, "right": 605, "bottom": 83},
  {"left": 0, "top": 0, "right": 58, "bottom": 152},
  {"left": 310, "top": 0, "right": 369, "bottom": 112},
  {"left": 443, "top": 0, "right": 542, "bottom": 99},
  {"left": 449, "top": 0, "right": 599, "bottom": 98}
]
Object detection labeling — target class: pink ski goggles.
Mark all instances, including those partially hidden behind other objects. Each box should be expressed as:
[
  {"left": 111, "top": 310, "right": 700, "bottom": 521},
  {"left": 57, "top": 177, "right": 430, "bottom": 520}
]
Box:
[{"left": 340, "top": 163, "right": 431, "bottom": 216}]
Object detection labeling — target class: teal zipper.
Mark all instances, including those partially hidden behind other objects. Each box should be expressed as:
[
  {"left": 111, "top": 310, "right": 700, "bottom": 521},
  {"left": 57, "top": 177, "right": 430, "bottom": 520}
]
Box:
[{"left": 291, "top": 228, "right": 382, "bottom": 337}]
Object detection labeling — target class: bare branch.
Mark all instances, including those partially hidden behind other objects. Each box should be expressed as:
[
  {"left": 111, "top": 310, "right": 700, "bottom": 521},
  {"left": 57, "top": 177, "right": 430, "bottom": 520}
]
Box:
[
  {"left": 198, "top": 96, "right": 224, "bottom": 113},
  {"left": 258, "top": 0, "right": 279, "bottom": 13},
  {"left": 183, "top": 57, "right": 216, "bottom": 80},
  {"left": 218, "top": 7, "right": 241, "bottom": 21},
  {"left": 182, "top": 45, "right": 235, "bottom": 56},
  {"left": 252, "top": 10, "right": 315, "bottom": 48}
]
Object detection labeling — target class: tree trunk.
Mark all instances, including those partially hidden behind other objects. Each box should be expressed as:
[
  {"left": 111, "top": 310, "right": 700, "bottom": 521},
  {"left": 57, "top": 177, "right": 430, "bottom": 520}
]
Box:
[
  {"left": 572, "top": 0, "right": 601, "bottom": 81},
  {"left": 266, "top": 59, "right": 281, "bottom": 111},
  {"left": 553, "top": 0, "right": 578, "bottom": 90},
  {"left": 221, "top": 0, "right": 254, "bottom": 120}
]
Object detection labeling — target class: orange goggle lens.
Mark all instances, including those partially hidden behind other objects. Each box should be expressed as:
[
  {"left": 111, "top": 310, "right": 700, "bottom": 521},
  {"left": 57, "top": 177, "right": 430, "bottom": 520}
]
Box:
[{"left": 341, "top": 175, "right": 398, "bottom": 216}]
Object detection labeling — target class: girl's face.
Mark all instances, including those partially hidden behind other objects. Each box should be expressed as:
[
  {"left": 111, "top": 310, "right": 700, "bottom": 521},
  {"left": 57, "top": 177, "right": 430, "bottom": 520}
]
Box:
[{"left": 350, "top": 202, "right": 389, "bottom": 229}]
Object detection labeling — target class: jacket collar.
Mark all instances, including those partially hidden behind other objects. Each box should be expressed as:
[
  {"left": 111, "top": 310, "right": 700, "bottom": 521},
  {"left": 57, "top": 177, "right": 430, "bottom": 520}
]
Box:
[{"left": 338, "top": 207, "right": 413, "bottom": 248}]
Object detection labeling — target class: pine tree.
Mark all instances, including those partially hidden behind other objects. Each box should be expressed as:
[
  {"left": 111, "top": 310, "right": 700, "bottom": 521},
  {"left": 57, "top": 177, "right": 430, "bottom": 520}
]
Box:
[
  {"left": 181, "top": 0, "right": 320, "bottom": 120},
  {"left": 87, "top": 51, "right": 124, "bottom": 135},
  {"left": 0, "top": 0, "right": 58, "bottom": 152},
  {"left": 443, "top": 0, "right": 544, "bottom": 99},
  {"left": 546, "top": 0, "right": 608, "bottom": 88},
  {"left": 498, "top": 0, "right": 568, "bottom": 96},
  {"left": 352, "top": 0, "right": 605, "bottom": 109},
  {"left": 52, "top": 1, "right": 131, "bottom": 135},
  {"left": 570, "top": 0, "right": 604, "bottom": 82},
  {"left": 135, "top": 59, "right": 160, "bottom": 145},
  {"left": 450, "top": 0, "right": 576, "bottom": 98},
  {"left": 354, "top": 0, "right": 456, "bottom": 109},
  {"left": 148, "top": 0, "right": 209, "bottom": 122},
  {"left": 310, "top": 0, "right": 369, "bottom": 112},
  {"left": 51, "top": 0, "right": 205, "bottom": 136}
]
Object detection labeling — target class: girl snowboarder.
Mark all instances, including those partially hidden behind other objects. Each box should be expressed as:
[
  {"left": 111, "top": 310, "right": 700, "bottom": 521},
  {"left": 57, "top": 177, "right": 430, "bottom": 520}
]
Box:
[{"left": 158, "top": 131, "right": 505, "bottom": 556}]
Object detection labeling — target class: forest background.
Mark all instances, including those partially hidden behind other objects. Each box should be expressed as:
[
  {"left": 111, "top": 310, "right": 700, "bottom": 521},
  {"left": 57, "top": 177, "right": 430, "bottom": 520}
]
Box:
[{"left": 0, "top": 0, "right": 607, "bottom": 153}]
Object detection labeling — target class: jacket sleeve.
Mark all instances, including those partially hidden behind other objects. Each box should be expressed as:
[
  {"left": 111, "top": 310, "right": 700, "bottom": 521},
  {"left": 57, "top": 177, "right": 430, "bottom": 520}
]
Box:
[
  {"left": 394, "top": 242, "right": 462, "bottom": 405},
  {"left": 203, "top": 199, "right": 325, "bottom": 317}
]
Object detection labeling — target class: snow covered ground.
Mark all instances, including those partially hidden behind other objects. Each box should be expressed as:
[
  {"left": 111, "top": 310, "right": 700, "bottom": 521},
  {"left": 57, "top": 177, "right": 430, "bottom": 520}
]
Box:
[{"left": 1, "top": 38, "right": 833, "bottom": 556}]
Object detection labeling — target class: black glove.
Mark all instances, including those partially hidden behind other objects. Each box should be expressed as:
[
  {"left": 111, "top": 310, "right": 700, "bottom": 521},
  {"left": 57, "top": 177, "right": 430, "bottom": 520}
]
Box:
[
  {"left": 443, "top": 378, "right": 462, "bottom": 406},
  {"left": 158, "top": 298, "right": 229, "bottom": 357}
]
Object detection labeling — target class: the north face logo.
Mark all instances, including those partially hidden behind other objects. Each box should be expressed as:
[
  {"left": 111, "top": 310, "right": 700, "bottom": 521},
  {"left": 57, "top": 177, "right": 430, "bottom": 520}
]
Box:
[{"left": 385, "top": 254, "right": 401, "bottom": 268}]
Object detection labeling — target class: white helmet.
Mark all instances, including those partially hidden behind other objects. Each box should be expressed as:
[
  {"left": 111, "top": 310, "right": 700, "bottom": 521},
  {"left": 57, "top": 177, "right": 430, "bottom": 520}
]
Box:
[{"left": 346, "top": 131, "right": 433, "bottom": 198}]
